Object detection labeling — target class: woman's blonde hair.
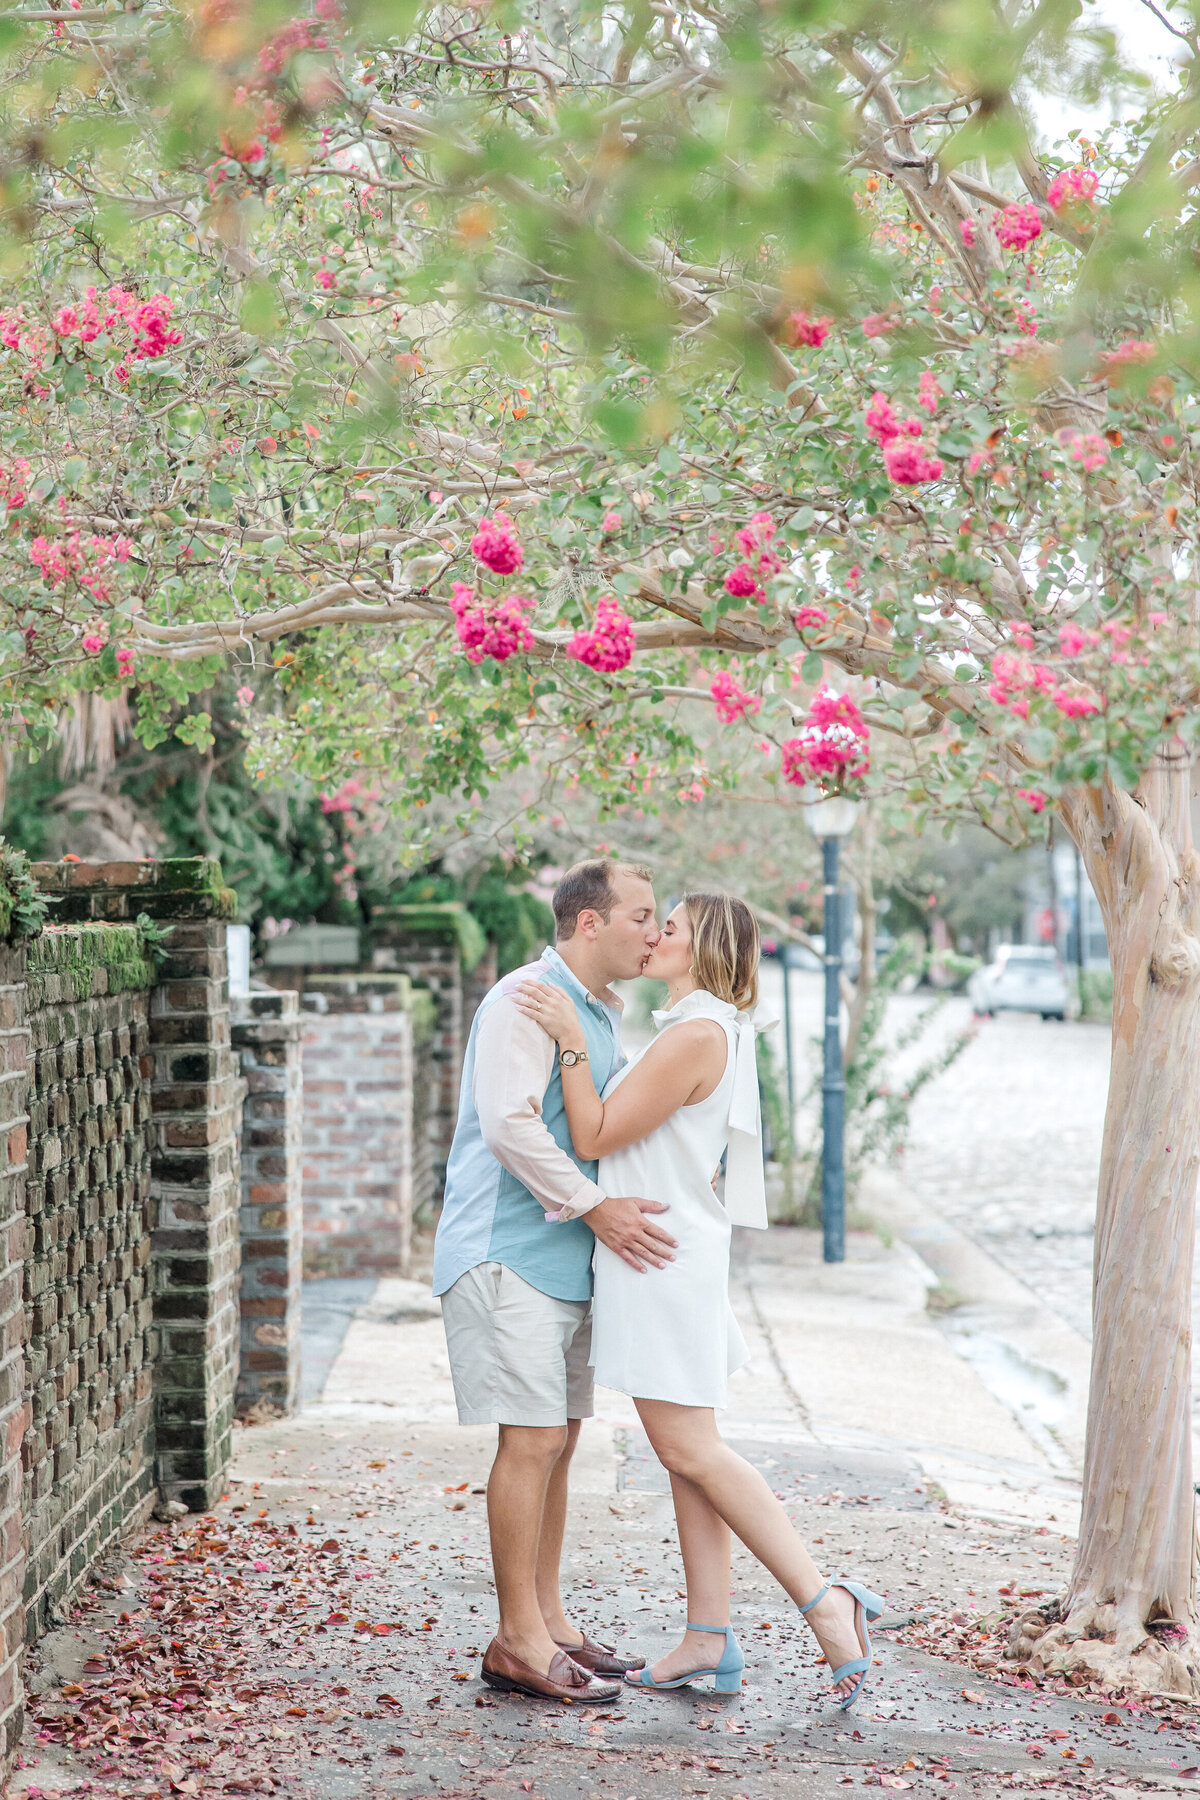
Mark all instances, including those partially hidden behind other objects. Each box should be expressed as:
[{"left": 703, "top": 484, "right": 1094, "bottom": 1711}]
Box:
[{"left": 683, "top": 892, "right": 760, "bottom": 1012}]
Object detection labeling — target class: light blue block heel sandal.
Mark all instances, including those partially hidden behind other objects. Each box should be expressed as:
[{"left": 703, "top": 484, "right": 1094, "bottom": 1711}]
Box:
[
  {"left": 798, "top": 1578, "right": 885, "bottom": 1711},
  {"left": 625, "top": 1624, "right": 745, "bottom": 1694}
]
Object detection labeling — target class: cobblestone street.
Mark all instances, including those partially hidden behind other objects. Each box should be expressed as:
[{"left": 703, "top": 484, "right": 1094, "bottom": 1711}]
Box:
[
  {"left": 902, "top": 1005, "right": 1108, "bottom": 1342},
  {"left": 772, "top": 969, "right": 1108, "bottom": 1339}
]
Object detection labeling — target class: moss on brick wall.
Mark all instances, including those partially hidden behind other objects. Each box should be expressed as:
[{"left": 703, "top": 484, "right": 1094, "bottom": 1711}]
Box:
[
  {"left": 26, "top": 925, "right": 158, "bottom": 1008},
  {"left": 409, "top": 988, "right": 436, "bottom": 1042},
  {"left": 31, "top": 857, "right": 238, "bottom": 923}
]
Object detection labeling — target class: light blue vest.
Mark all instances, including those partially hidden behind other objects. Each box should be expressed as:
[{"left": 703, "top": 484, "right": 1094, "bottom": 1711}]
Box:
[{"left": 432, "top": 950, "right": 620, "bottom": 1303}]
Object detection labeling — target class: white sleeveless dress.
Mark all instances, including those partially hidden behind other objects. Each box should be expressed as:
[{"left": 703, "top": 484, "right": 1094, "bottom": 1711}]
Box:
[{"left": 589, "top": 989, "right": 764, "bottom": 1408}]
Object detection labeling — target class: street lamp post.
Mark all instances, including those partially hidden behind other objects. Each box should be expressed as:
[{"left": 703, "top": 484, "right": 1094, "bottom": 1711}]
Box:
[{"left": 804, "top": 792, "right": 859, "bottom": 1265}]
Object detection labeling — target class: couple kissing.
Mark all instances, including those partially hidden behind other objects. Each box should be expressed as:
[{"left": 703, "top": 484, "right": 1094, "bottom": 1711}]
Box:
[{"left": 432, "top": 860, "right": 883, "bottom": 1710}]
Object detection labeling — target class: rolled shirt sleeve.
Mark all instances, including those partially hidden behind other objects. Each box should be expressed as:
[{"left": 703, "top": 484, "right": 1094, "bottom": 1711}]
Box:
[{"left": 473, "top": 998, "right": 605, "bottom": 1220}]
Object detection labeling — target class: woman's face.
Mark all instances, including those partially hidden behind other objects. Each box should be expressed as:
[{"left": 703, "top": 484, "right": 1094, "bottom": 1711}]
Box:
[{"left": 642, "top": 903, "right": 693, "bottom": 984}]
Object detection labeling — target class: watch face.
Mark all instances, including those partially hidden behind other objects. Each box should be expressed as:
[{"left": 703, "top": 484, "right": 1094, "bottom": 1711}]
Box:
[{"left": 562, "top": 1049, "right": 581, "bottom": 1066}]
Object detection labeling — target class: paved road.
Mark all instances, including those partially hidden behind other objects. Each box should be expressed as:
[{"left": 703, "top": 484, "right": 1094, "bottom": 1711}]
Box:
[
  {"left": 769, "top": 966, "right": 1200, "bottom": 1454},
  {"left": 766, "top": 967, "right": 1109, "bottom": 1338}
]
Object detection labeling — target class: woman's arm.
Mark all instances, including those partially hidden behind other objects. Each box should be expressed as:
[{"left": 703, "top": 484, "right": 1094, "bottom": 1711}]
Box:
[{"left": 512, "top": 981, "right": 727, "bottom": 1157}]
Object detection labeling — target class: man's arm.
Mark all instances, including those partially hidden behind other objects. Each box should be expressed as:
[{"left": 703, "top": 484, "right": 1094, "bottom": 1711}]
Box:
[
  {"left": 474, "top": 996, "right": 677, "bottom": 1272},
  {"left": 474, "top": 998, "right": 605, "bottom": 1216}
]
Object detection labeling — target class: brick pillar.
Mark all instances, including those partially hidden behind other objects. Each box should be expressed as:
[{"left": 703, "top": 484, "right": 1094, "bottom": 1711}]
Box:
[
  {"left": 30, "top": 862, "right": 241, "bottom": 1512},
  {"left": 0, "top": 943, "right": 28, "bottom": 1769},
  {"left": 148, "top": 921, "right": 241, "bottom": 1508},
  {"left": 370, "top": 905, "right": 482, "bottom": 1199},
  {"left": 231, "top": 992, "right": 302, "bottom": 1418}
]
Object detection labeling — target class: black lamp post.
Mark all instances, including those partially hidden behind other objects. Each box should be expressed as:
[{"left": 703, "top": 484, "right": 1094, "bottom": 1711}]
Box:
[{"left": 804, "top": 792, "right": 859, "bottom": 1265}]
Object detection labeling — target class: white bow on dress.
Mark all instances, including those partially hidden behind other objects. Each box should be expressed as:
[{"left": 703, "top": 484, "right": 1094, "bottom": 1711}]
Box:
[{"left": 651, "top": 990, "right": 777, "bottom": 1231}]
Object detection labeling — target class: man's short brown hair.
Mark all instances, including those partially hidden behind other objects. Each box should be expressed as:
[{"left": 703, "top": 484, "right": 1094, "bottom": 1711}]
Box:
[{"left": 553, "top": 859, "right": 654, "bottom": 941}]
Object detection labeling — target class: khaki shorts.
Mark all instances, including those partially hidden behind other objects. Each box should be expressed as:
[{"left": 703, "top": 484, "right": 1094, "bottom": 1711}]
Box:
[{"left": 440, "top": 1262, "right": 594, "bottom": 1427}]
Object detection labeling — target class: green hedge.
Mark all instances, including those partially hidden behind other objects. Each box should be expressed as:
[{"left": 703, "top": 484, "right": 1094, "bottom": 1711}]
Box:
[{"left": 377, "top": 902, "right": 489, "bottom": 973}]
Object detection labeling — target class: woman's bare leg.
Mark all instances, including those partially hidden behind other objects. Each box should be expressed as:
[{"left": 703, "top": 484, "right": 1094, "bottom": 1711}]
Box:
[
  {"left": 635, "top": 1398, "right": 865, "bottom": 1695},
  {"left": 641, "top": 1472, "right": 733, "bottom": 1681}
]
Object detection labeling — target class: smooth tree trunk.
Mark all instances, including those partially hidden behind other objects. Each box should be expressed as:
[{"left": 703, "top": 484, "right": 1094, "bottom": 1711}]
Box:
[{"left": 1022, "top": 759, "right": 1200, "bottom": 1694}]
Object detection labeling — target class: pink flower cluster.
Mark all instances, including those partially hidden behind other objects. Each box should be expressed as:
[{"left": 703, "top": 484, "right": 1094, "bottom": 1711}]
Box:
[
  {"left": 1045, "top": 167, "right": 1098, "bottom": 214},
  {"left": 568, "top": 596, "right": 636, "bottom": 673},
  {"left": 1017, "top": 789, "right": 1047, "bottom": 813},
  {"left": 724, "top": 512, "right": 783, "bottom": 604},
  {"left": 320, "top": 777, "right": 381, "bottom": 815},
  {"left": 917, "top": 371, "right": 943, "bottom": 415},
  {"left": 986, "top": 650, "right": 1103, "bottom": 722},
  {"left": 710, "top": 671, "right": 762, "bottom": 724},
  {"left": 30, "top": 530, "right": 132, "bottom": 603},
  {"left": 1102, "top": 339, "right": 1155, "bottom": 373},
  {"left": 0, "top": 457, "right": 30, "bottom": 511},
  {"left": 258, "top": 15, "right": 331, "bottom": 76},
  {"left": 52, "top": 285, "right": 182, "bottom": 375},
  {"left": 81, "top": 622, "right": 107, "bottom": 655},
  {"left": 780, "top": 685, "right": 870, "bottom": 789},
  {"left": 115, "top": 646, "right": 136, "bottom": 679},
  {"left": 995, "top": 203, "right": 1043, "bottom": 251},
  {"left": 601, "top": 509, "right": 622, "bottom": 534},
  {"left": 865, "top": 391, "right": 944, "bottom": 485},
  {"left": 0, "top": 308, "right": 54, "bottom": 391},
  {"left": 861, "top": 312, "right": 899, "bottom": 339},
  {"left": 784, "top": 311, "right": 832, "bottom": 349},
  {"left": 471, "top": 514, "right": 523, "bottom": 576},
  {"left": 793, "top": 603, "right": 828, "bottom": 630},
  {"left": 0, "top": 286, "right": 181, "bottom": 391},
  {"left": 451, "top": 582, "right": 535, "bottom": 664},
  {"left": 959, "top": 219, "right": 976, "bottom": 248},
  {"left": 1056, "top": 428, "right": 1108, "bottom": 472}
]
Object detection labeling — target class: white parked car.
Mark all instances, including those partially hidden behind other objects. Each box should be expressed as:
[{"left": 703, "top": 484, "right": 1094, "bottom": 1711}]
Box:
[{"left": 967, "top": 946, "right": 1070, "bottom": 1021}]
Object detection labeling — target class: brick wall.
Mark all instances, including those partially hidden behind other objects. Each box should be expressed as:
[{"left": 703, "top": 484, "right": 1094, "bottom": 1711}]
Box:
[
  {"left": 231, "top": 992, "right": 302, "bottom": 1417},
  {"left": 0, "top": 944, "right": 29, "bottom": 1763},
  {"left": 20, "top": 926, "right": 159, "bottom": 1641},
  {"left": 31, "top": 864, "right": 242, "bottom": 1512},
  {"left": 298, "top": 976, "right": 418, "bottom": 1279}
]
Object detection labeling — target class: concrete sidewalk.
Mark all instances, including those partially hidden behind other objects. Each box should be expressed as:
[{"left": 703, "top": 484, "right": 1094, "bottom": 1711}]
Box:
[{"left": 14, "top": 1223, "right": 1198, "bottom": 1800}]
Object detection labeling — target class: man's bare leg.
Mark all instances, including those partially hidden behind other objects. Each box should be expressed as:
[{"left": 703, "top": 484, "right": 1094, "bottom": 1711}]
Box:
[
  {"left": 535, "top": 1417, "right": 581, "bottom": 1644},
  {"left": 489, "top": 1423, "right": 572, "bottom": 1673}
]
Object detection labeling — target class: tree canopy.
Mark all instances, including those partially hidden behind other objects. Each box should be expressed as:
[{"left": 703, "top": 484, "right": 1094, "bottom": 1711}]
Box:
[{"left": 1, "top": 0, "right": 1197, "bottom": 855}]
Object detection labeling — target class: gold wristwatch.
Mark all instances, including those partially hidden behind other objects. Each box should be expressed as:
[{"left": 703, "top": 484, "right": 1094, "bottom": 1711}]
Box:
[{"left": 560, "top": 1048, "right": 588, "bottom": 1068}]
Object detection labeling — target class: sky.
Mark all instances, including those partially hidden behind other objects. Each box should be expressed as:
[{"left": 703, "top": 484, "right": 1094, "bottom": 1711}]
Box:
[{"left": 1036, "top": 0, "right": 1186, "bottom": 140}]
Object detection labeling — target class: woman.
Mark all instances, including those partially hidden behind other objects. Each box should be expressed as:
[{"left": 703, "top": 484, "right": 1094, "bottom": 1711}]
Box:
[{"left": 514, "top": 892, "right": 883, "bottom": 1708}]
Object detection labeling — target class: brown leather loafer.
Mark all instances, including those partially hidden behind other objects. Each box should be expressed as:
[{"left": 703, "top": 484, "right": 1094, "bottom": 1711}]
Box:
[
  {"left": 554, "top": 1633, "right": 646, "bottom": 1676},
  {"left": 480, "top": 1639, "right": 622, "bottom": 1703}
]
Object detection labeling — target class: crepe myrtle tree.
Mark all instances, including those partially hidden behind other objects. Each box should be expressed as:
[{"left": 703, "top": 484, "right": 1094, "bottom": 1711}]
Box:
[{"left": 3, "top": 0, "right": 1200, "bottom": 1692}]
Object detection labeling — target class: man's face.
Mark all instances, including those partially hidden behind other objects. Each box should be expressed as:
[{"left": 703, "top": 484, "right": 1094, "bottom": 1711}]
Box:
[{"left": 592, "top": 874, "right": 660, "bottom": 982}]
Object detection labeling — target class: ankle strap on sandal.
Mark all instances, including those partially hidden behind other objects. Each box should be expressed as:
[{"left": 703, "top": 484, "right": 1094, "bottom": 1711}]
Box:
[
  {"left": 686, "top": 1622, "right": 735, "bottom": 1635},
  {"left": 797, "top": 1581, "right": 831, "bottom": 1615}
]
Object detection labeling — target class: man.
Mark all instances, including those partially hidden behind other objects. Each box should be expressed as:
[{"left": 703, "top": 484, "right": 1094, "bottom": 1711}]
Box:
[{"left": 433, "top": 860, "right": 677, "bottom": 1703}]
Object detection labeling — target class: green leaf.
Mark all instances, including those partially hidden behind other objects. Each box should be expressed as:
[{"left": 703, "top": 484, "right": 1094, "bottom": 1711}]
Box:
[
  {"left": 801, "top": 651, "right": 823, "bottom": 682},
  {"left": 240, "top": 282, "right": 281, "bottom": 339},
  {"left": 592, "top": 399, "right": 641, "bottom": 450},
  {"left": 657, "top": 445, "right": 682, "bottom": 475},
  {"left": 174, "top": 712, "right": 215, "bottom": 753}
]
